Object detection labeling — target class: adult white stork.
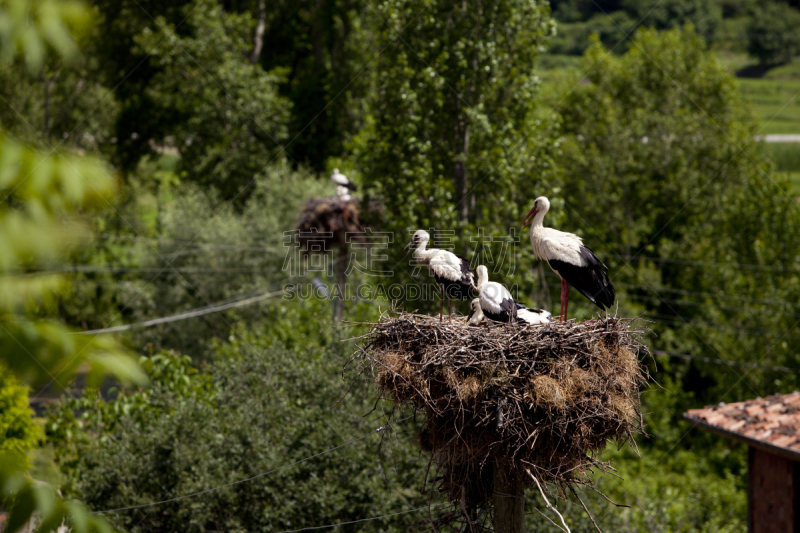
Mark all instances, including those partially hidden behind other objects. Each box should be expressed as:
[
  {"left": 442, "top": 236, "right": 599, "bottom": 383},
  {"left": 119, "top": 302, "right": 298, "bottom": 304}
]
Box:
[
  {"left": 406, "top": 229, "right": 475, "bottom": 321},
  {"left": 331, "top": 168, "right": 357, "bottom": 191},
  {"left": 521, "top": 196, "right": 615, "bottom": 322}
]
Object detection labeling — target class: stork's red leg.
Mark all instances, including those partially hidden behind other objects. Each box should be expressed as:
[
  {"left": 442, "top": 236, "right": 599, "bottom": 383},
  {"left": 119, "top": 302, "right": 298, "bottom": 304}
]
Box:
[
  {"left": 439, "top": 284, "right": 444, "bottom": 322},
  {"left": 560, "top": 279, "right": 567, "bottom": 322},
  {"left": 564, "top": 283, "right": 569, "bottom": 322}
]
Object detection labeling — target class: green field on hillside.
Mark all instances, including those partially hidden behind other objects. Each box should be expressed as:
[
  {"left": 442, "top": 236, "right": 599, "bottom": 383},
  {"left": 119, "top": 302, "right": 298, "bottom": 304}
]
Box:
[
  {"left": 738, "top": 78, "right": 800, "bottom": 134},
  {"left": 539, "top": 52, "right": 800, "bottom": 135}
]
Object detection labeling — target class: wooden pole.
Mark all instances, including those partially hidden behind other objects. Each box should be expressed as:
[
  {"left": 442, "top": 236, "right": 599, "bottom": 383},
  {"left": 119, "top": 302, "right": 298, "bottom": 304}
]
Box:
[
  {"left": 333, "top": 244, "right": 346, "bottom": 322},
  {"left": 494, "top": 459, "right": 525, "bottom": 533}
]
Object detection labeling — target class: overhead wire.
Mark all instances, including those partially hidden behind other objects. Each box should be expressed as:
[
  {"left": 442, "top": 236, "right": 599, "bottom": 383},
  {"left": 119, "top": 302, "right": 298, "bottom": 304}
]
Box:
[
  {"left": 270, "top": 504, "right": 447, "bottom": 533},
  {"left": 652, "top": 349, "right": 798, "bottom": 374},
  {"left": 74, "top": 286, "right": 291, "bottom": 335},
  {"left": 606, "top": 253, "right": 800, "bottom": 274}
]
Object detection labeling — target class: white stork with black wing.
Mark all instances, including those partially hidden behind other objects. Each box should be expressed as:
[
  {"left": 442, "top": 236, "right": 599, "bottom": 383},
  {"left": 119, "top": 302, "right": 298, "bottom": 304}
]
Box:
[
  {"left": 467, "top": 298, "right": 484, "bottom": 326},
  {"left": 515, "top": 303, "right": 553, "bottom": 325},
  {"left": 467, "top": 296, "right": 551, "bottom": 326},
  {"left": 475, "top": 265, "right": 517, "bottom": 323},
  {"left": 407, "top": 230, "right": 475, "bottom": 321},
  {"left": 331, "top": 168, "right": 356, "bottom": 202},
  {"left": 521, "top": 196, "right": 615, "bottom": 322}
]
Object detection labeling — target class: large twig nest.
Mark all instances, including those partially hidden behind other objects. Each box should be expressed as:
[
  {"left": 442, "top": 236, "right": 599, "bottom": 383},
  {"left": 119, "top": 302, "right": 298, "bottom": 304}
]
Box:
[
  {"left": 296, "top": 196, "right": 383, "bottom": 252},
  {"left": 350, "top": 312, "right": 650, "bottom": 512}
]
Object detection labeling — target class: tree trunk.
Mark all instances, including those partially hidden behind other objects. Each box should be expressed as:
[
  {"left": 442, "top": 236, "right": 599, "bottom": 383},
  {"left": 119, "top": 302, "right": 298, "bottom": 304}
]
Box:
[
  {"left": 454, "top": 120, "right": 470, "bottom": 226},
  {"left": 453, "top": 110, "right": 470, "bottom": 237},
  {"left": 249, "top": 0, "right": 266, "bottom": 65},
  {"left": 493, "top": 459, "right": 525, "bottom": 533},
  {"left": 333, "top": 244, "right": 347, "bottom": 322}
]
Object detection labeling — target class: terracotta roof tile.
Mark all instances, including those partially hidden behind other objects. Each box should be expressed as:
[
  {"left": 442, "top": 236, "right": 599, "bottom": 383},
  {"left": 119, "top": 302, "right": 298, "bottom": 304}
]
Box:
[{"left": 684, "top": 392, "right": 800, "bottom": 457}]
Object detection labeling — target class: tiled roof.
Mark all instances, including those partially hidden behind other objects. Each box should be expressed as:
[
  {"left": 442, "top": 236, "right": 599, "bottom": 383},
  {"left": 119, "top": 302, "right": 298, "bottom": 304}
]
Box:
[{"left": 683, "top": 392, "right": 800, "bottom": 460}]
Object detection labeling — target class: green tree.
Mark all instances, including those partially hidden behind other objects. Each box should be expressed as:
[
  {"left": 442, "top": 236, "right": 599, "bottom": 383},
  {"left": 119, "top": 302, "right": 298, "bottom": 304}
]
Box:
[
  {"left": 88, "top": 0, "right": 191, "bottom": 170},
  {"left": 56, "top": 159, "right": 328, "bottom": 360},
  {"left": 51, "top": 315, "right": 431, "bottom": 533},
  {"left": 747, "top": 1, "right": 800, "bottom": 65},
  {"left": 357, "top": 0, "right": 556, "bottom": 233},
  {"left": 134, "top": 0, "right": 291, "bottom": 201},
  {"left": 255, "top": 0, "right": 375, "bottom": 171},
  {"left": 555, "top": 27, "right": 800, "bottom": 489},
  {"left": 621, "top": 0, "right": 722, "bottom": 44},
  {"left": 353, "top": 0, "right": 558, "bottom": 316}
]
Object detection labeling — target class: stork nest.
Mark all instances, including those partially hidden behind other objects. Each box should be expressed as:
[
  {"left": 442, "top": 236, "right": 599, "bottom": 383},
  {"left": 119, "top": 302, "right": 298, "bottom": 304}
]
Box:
[
  {"left": 349, "top": 312, "right": 650, "bottom": 514},
  {"left": 296, "top": 196, "right": 383, "bottom": 251}
]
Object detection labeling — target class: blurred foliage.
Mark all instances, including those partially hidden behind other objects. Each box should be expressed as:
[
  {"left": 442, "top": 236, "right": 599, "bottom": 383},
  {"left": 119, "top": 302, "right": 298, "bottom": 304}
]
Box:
[
  {"left": 0, "top": 133, "right": 146, "bottom": 388},
  {"left": 255, "top": 0, "right": 375, "bottom": 170},
  {"left": 768, "top": 142, "right": 800, "bottom": 172},
  {"left": 134, "top": 0, "right": 291, "bottom": 201},
  {"left": 60, "top": 159, "right": 327, "bottom": 359},
  {"left": 0, "top": 369, "right": 42, "bottom": 465},
  {"left": 0, "top": 56, "right": 119, "bottom": 151},
  {"left": 50, "top": 309, "right": 431, "bottom": 532},
  {"left": 0, "top": 0, "right": 92, "bottom": 71},
  {"left": 547, "top": 10, "right": 636, "bottom": 55},
  {"left": 0, "top": 0, "right": 145, "bottom": 531},
  {"left": 747, "top": 0, "right": 800, "bottom": 65},
  {"left": 0, "top": 460, "right": 116, "bottom": 533},
  {"left": 621, "top": 0, "right": 722, "bottom": 44}
]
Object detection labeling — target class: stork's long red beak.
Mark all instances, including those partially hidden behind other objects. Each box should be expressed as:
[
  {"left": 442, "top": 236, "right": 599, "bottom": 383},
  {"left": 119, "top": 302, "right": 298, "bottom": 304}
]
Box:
[{"left": 521, "top": 207, "right": 538, "bottom": 230}]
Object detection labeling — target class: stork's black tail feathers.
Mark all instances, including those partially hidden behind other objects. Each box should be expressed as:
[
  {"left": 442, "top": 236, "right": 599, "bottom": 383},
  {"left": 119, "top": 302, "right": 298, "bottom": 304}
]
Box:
[{"left": 548, "top": 246, "right": 616, "bottom": 310}]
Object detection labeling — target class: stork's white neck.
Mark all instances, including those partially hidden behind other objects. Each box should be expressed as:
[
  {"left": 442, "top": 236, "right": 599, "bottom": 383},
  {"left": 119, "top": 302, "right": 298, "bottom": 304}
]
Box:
[
  {"left": 413, "top": 236, "right": 437, "bottom": 262},
  {"left": 531, "top": 204, "right": 548, "bottom": 229},
  {"left": 476, "top": 266, "right": 489, "bottom": 288}
]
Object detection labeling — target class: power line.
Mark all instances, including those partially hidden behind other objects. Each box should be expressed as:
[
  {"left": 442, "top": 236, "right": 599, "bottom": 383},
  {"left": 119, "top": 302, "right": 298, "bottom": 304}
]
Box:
[
  {"left": 541, "top": 270, "right": 797, "bottom": 308},
  {"left": 601, "top": 253, "right": 800, "bottom": 274},
  {"left": 74, "top": 288, "right": 291, "bottom": 335},
  {"left": 653, "top": 349, "right": 799, "bottom": 374},
  {"left": 95, "top": 417, "right": 410, "bottom": 514},
  {"left": 643, "top": 314, "right": 779, "bottom": 337},
  {"left": 614, "top": 280, "right": 792, "bottom": 307},
  {"left": 271, "top": 504, "right": 446, "bottom": 533},
  {"left": 92, "top": 233, "right": 285, "bottom": 252},
  {"left": 12, "top": 266, "right": 286, "bottom": 276}
]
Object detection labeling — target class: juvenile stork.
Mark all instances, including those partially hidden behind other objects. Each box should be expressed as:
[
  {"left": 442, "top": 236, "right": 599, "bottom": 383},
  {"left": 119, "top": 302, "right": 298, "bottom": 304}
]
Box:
[
  {"left": 467, "top": 297, "right": 552, "bottom": 326},
  {"left": 521, "top": 196, "right": 615, "bottom": 322},
  {"left": 515, "top": 303, "right": 553, "bottom": 325},
  {"left": 330, "top": 168, "right": 356, "bottom": 202},
  {"left": 467, "top": 298, "right": 485, "bottom": 326},
  {"left": 474, "top": 265, "right": 516, "bottom": 323},
  {"left": 407, "top": 230, "right": 475, "bottom": 321}
]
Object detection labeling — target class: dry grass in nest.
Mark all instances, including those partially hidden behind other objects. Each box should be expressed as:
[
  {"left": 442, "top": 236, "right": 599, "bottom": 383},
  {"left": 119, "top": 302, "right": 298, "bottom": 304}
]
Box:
[{"left": 349, "top": 311, "right": 650, "bottom": 515}]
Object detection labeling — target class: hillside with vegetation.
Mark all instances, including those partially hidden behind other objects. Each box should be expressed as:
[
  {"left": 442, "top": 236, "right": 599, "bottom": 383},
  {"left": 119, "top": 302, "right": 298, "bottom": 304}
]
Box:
[{"left": 2, "top": 0, "right": 800, "bottom": 531}]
